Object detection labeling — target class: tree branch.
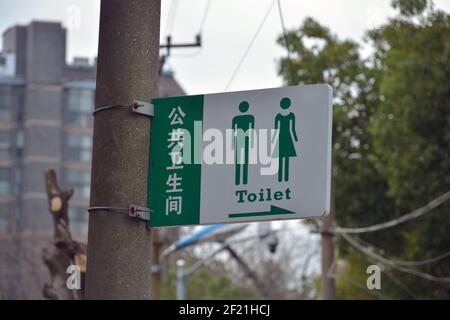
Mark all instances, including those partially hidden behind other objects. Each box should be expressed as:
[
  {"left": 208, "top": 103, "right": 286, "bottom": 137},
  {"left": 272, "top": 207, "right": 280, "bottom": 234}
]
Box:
[{"left": 42, "top": 169, "right": 86, "bottom": 299}]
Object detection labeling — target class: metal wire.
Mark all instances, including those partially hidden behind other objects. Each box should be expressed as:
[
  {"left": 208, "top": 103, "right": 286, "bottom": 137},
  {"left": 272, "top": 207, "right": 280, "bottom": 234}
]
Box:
[
  {"left": 224, "top": 0, "right": 276, "bottom": 91},
  {"left": 335, "top": 190, "right": 450, "bottom": 234},
  {"left": 276, "top": 0, "right": 296, "bottom": 82},
  {"left": 88, "top": 205, "right": 152, "bottom": 222},
  {"left": 165, "top": 0, "right": 179, "bottom": 37},
  {"left": 355, "top": 236, "right": 450, "bottom": 267},
  {"left": 92, "top": 105, "right": 131, "bottom": 115},
  {"left": 199, "top": 0, "right": 212, "bottom": 34},
  {"left": 384, "top": 270, "right": 419, "bottom": 299},
  {"left": 92, "top": 102, "right": 145, "bottom": 116},
  {"left": 341, "top": 232, "right": 450, "bottom": 285},
  {"left": 87, "top": 206, "right": 129, "bottom": 214},
  {"left": 328, "top": 270, "right": 391, "bottom": 300}
]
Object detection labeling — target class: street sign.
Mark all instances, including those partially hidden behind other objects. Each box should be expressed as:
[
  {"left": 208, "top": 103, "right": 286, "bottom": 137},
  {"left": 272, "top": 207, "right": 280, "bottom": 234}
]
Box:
[{"left": 147, "top": 84, "right": 332, "bottom": 227}]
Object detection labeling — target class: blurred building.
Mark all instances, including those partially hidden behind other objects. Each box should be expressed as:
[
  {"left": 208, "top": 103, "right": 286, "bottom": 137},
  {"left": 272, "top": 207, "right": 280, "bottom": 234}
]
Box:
[
  {"left": 0, "top": 21, "right": 185, "bottom": 242},
  {"left": 0, "top": 20, "right": 184, "bottom": 299}
]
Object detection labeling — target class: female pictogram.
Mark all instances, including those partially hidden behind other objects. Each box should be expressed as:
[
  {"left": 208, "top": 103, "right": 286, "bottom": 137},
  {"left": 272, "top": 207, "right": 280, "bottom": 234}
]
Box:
[{"left": 274, "top": 97, "right": 298, "bottom": 182}]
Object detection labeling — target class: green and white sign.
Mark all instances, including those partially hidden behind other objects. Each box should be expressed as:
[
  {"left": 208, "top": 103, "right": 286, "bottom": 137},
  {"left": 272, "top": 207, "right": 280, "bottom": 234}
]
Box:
[{"left": 147, "top": 84, "right": 332, "bottom": 227}]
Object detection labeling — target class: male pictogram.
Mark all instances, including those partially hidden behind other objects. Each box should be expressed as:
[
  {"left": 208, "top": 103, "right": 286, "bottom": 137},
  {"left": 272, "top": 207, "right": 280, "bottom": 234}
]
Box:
[{"left": 232, "top": 101, "right": 255, "bottom": 185}]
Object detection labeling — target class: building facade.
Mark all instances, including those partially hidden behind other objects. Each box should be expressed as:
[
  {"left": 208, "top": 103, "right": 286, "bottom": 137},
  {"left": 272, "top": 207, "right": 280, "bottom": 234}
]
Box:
[{"left": 0, "top": 21, "right": 185, "bottom": 242}]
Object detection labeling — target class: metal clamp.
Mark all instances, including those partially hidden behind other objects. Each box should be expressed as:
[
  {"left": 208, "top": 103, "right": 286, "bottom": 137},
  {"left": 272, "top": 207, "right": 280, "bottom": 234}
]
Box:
[
  {"left": 92, "top": 100, "right": 154, "bottom": 117},
  {"left": 87, "top": 204, "right": 152, "bottom": 221},
  {"left": 151, "top": 265, "right": 162, "bottom": 274},
  {"left": 128, "top": 205, "right": 151, "bottom": 221},
  {"left": 132, "top": 100, "right": 154, "bottom": 117}
]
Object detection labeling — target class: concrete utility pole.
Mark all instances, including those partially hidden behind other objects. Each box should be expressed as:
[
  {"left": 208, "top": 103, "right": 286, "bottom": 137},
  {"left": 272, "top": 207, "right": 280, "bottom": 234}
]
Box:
[
  {"left": 321, "top": 169, "right": 336, "bottom": 300},
  {"left": 85, "top": 0, "right": 161, "bottom": 299}
]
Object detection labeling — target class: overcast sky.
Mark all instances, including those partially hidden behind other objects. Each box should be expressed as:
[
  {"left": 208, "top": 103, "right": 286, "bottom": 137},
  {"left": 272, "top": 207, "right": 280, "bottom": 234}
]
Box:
[{"left": 1, "top": 0, "right": 449, "bottom": 95}]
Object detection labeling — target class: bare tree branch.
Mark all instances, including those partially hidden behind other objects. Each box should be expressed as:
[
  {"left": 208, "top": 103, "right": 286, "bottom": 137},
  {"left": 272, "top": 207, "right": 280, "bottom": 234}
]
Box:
[{"left": 42, "top": 169, "right": 86, "bottom": 300}]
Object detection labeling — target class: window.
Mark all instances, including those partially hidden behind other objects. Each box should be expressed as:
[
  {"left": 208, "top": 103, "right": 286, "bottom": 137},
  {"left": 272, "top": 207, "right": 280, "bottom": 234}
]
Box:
[
  {"left": 69, "top": 207, "right": 88, "bottom": 223},
  {"left": 0, "top": 168, "right": 10, "bottom": 195},
  {"left": 0, "top": 181, "right": 9, "bottom": 195},
  {"left": 67, "top": 148, "right": 91, "bottom": 162},
  {"left": 66, "top": 89, "right": 94, "bottom": 128},
  {"left": 68, "top": 134, "right": 92, "bottom": 148},
  {"left": 0, "top": 131, "right": 9, "bottom": 143},
  {"left": 15, "top": 168, "right": 22, "bottom": 194},
  {"left": 0, "top": 131, "right": 10, "bottom": 159},
  {"left": 72, "top": 185, "right": 90, "bottom": 198},
  {"left": 68, "top": 89, "right": 93, "bottom": 112},
  {"left": 67, "top": 171, "right": 90, "bottom": 184},
  {"left": 66, "top": 133, "right": 92, "bottom": 162},
  {"left": 0, "top": 216, "right": 6, "bottom": 234},
  {"left": 0, "top": 91, "right": 11, "bottom": 122},
  {"left": 0, "top": 110, "right": 10, "bottom": 122},
  {"left": 15, "top": 130, "right": 24, "bottom": 157},
  {"left": 69, "top": 207, "right": 88, "bottom": 236},
  {"left": 15, "top": 130, "right": 24, "bottom": 147},
  {"left": 66, "top": 113, "right": 90, "bottom": 128},
  {"left": 66, "top": 170, "right": 90, "bottom": 199},
  {"left": 0, "top": 148, "right": 10, "bottom": 159},
  {"left": 16, "top": 94, "right": 24, "bottom": 122}
]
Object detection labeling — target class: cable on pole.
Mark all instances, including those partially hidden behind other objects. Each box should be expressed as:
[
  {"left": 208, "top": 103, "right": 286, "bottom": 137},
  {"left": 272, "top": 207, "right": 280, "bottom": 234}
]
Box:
[
  {"left": 384, "top": 270, "right": 419, "bottom": 299},
  {"left": 355, "top": 236, "right": 450, "bottom": 267},
  {"left": 335, "top": 190, "right": 450, "bottom": 234},
  {"left": 341, "top": 232, "right": 450, "bottom": 285},
  {"left": 328, "top": 271, "right": 390, "bottom": 300},
  {"left": 392, "top": 251, "right": 450, "bottom": 267},
  {"left": 224, "top": 0, "right": 277, "bottom": 91}
]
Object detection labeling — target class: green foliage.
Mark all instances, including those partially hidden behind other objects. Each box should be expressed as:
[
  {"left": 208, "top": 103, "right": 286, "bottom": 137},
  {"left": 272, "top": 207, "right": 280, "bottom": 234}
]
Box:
[
  {"left": 367, "top": 4, "right": 450, "bottom": 298},
  {"left": 278, "top": 9, "right": 397, "bottom": 251},
  {"left": 335, "top": 254, "right": 377, "bottom": 300},
  {"left": 391, "top": 0, "right": 428, "bottom": 16},
  {"left": 336, "top": 250, "right": 422, "bottom": 299},
  {"left": 369, "top": 9, "right": 450, "bottom": 206},
  {"left": 278, "top": 0, "right": 450, "bottom": 299}
]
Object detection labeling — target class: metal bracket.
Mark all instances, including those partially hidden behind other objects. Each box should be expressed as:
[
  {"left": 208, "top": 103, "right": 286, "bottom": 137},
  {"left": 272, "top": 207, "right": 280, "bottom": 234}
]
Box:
[
  {"left": 132, "top": 100, "right": 154, "bottom": 117},
  {"left": 128, "top": 205, "right": 151, "bottom": 221},
  {"left": 93, "top": 100, "right": 154, "bottom": 117},
  {"left": 151, "top": 265, "right": 162, "bottom": 273}
]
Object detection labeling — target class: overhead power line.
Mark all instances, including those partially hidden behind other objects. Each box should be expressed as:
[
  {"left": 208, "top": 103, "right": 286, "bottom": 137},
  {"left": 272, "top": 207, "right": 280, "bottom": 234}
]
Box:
[
  {"left": 328, "top": 270, "right": 390, "bottom": 299},
  {"left": 335, "top": 190, "right": 450, "bottom": 234},
  {"left": 384, "top": 270, "right": 419, "bottom": 299},
  {"left": 224, "top": 0, "right": 277, "bottom": 91},
  {"left": 199, "top": 0, "right": 212, "bottom": 34},
  {"left": 162, "top": 0, "right": 211, "bottom": 60},
  {"left": 393, "top": 251, "right": 450, "bottom": 267},
  {"left": 178, "top": 223, "right": 450, "bottom": 268},
  {"left": 353, "top": 235, "right": 450, "bottom": 267},
  {"left": 165, "top": 0, "right": 179, "bottom": 36},
  {"left": 276, "top": 0, "right": 296, "bottom": 81},
  {"left": 341, "top": 232, "right": 450, "bottom": 286}
]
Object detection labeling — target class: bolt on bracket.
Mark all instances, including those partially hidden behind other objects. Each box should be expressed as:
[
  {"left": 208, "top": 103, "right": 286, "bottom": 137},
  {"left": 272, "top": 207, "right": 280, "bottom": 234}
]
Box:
[
  {"left": 132, "top": 100, "right": 154, "bottom": 117},
  {"left": 128, "top": 205, "right": 151, "bottom": 221}
]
